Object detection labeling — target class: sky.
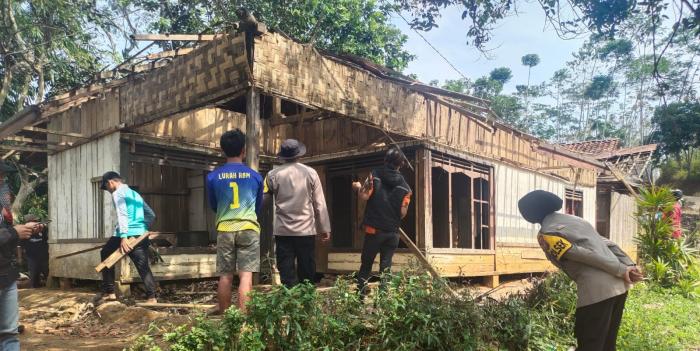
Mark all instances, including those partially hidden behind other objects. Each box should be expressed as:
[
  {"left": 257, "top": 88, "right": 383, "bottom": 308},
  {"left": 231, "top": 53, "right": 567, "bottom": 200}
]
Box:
[{"left": 390, "top": 2, "right": 587, "bottom": 94}]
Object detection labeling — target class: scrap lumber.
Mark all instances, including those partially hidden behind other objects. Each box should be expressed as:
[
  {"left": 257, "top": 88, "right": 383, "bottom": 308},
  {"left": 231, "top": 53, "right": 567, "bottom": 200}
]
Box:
[
  {"left": 95, "top": 232, "right": 150, "bottom": 272},
  {"left": 136, "top": 302, "right": 215, "bottom": 309},
  {"left": 604, "top": 161, "right": 639, "bottom": 198},
  {"left": 23, "top": 126, "right": 88, "bottom": 139},
  {"left": 55, "top": 244, "right": 105, "bottom": 260}
]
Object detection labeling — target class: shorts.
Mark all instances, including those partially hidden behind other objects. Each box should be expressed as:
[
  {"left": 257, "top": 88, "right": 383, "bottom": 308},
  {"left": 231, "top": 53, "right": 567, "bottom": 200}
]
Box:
[{"left": 216, "top": 230, "right": 260, "bottom": 273}]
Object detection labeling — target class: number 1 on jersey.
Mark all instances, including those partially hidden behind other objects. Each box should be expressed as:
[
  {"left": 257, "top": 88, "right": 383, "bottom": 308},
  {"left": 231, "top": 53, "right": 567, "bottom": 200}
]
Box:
[{"left": 229, "top": 182, "right": 240, "bottom": 209}]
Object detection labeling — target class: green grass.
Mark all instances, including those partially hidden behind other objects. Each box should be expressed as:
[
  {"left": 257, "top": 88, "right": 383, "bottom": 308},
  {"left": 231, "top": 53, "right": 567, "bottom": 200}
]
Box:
[{"left": 619, "top": 284, "right": 700, "bottom": 351}]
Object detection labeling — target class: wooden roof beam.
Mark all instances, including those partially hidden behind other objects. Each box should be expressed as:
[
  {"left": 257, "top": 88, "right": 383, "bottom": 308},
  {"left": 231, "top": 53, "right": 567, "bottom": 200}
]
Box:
[
  {"left": 0, "top": 106, "right": 41, "bottom": 140},
  {"left": 23, "top": 126, "right": 88, "bottom": 139},
  {"left": 146, "top": 48, "right": 195, "bottom": 60},
  {"left": 0, "top": 144, "right": 50, "bottom": 153},
  {"left": 131, "top": 33, "right": 224, "bottom": 41}
]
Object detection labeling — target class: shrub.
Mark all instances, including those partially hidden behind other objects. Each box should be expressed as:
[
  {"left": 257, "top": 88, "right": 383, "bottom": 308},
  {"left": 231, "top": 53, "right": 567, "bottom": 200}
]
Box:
[{"left": 635, "top": 186, "right": 699, "bottom": 288}]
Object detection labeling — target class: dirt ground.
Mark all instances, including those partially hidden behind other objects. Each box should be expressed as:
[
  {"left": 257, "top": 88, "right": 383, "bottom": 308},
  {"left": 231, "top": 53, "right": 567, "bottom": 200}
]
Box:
[{"left": 18, "top": 288, "right": 197, "bottom": 351}]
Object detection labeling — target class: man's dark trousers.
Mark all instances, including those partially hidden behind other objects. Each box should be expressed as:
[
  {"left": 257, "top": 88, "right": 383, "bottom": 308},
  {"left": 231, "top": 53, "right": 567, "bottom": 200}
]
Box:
[
  {"left": 275, "top": 235, "right": 316, "bottom": 288},
  {"left": 26, "top": 256, "right": 48, "bottom": 288},
  {"left": 575, "top": 292, "right": 628, "bottom": 351},
  {"left": 100, "top": 236, "right": 156, "bottom": 298},
  {"left": 356, "top": 231, "right": 399, "bottom": 295}
]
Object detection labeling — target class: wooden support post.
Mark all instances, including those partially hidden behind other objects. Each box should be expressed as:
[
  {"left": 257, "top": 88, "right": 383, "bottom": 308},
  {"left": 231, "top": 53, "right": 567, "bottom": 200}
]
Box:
[
  {"left": 484, "top": 275, "right": 499, "bottom": 289},
  {"left": 245, "top": 88, "right": 261, "bottom": 171}
]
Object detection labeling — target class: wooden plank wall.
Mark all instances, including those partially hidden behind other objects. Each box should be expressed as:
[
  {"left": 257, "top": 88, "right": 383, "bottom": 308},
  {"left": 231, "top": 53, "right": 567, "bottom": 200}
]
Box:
[
  {"left": 128, "top": 163, "right": 189, "bottom": 233},
  {"left": 48, "top": 132, "right": 120, "bottom": 241},
  {"left": 253, "top": 32, "right": 596, "bottom": 187},
  {"left": 47, "top": 92, "right": 121, "bottom": 144},
  {"left": 494, "top": 163, "right": 596, "bottom": 245},
  {"left": 610, "top": 191, "right": 638, "bottom": 259},
  {"left": 134, "top": 107, "right": 246, "bottom": 149}
]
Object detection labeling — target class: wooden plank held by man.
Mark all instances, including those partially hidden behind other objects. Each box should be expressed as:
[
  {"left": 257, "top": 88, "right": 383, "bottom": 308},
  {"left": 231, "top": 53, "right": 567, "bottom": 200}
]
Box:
[{"left": 95, "top": 232, "right": 151, "bottom": 272}]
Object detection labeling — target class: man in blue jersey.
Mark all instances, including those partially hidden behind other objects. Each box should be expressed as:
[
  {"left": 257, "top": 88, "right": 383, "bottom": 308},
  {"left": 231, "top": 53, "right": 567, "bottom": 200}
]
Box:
[
  {"left": 96, "top": 171, "right": 157, "bottom": 304},
  {"left": 207, "top": 129, "right": 263, "bottom": 314}
]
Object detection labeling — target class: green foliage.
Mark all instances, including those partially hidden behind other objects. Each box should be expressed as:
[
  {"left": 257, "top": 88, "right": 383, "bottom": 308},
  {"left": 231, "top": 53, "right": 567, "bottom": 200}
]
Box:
[
  {"left": 652, "top": 102, "right": 700, "bottom": 172},
  {"left": 636, "top": 186, "right": 700, "bottom": 287},
  {"left": 521, "top": 54, "right": 540, "bottom": 68},
  {"left": 489, "top": 67, "right": 513, "bottom": 85},
  {"left": 440, "top": 78, "right": 472, "bottom": 94},
  {"left": 583, "top": 75, "right": 614, "bottom": 100},
  {"left": 125, "top": 0, "right": 414, "bottom": 71}
]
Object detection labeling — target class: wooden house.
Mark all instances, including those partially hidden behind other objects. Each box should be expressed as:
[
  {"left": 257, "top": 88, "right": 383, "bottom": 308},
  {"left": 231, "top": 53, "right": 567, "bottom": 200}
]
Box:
[
  {"left": 0, "top": 26, "right": 621, "bottom": 290},
  {"left": 561, "top": 139, "right": 657, "bottom": 259}
]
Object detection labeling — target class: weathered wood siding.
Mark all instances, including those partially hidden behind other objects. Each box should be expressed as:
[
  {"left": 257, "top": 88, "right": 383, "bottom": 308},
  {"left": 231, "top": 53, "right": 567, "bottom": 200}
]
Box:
[
  {"left": 610, "top": 192, "right": 638, "bottom": 259},
  {"left": 48, "top": 132, "right": 120, "bottom": 241},
  {"left": 494, "top": 163, "right": 595, "bottom": 245},
  {"left": 253, "top": 32, "right": 596, "bottom": 187},
  {"left": 47, "top": 92, "right": 121, "bottom": 144}
]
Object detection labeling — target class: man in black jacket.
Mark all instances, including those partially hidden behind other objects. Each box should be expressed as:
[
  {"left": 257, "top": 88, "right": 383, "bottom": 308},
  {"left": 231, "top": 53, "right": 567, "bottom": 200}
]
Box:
[
  {"left": 353, "top": 148, "right": 412, "bottom": 297},
  {"left": 20, "top": 214, "right": 48, "bottom": 288},
  {"left": 0, "top": 162, "right": 43, "bottom": 351}
]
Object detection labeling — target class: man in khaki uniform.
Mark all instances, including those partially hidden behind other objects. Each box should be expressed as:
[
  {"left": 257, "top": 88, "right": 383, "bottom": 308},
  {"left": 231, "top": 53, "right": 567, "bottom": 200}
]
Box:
[
  {"left": 264, "top": 139, "right": 331, "bottom": 287},
  {"left": 518, "top": 190, "right": 643, "bottom": 351}
]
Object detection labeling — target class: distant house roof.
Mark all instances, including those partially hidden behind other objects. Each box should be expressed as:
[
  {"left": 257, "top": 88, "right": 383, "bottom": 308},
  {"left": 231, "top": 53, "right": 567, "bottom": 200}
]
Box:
[{"left": 560, "top": 139, "right": 657, "bottom": 186}]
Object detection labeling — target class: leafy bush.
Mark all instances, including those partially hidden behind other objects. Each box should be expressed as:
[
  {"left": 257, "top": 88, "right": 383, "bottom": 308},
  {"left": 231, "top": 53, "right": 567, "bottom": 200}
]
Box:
[{"left": 635, "top": 187, "right": 699, "bottom": 288}]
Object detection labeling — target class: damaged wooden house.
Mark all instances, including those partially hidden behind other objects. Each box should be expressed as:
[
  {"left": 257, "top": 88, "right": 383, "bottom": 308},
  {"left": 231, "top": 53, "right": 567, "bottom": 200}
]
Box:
[
  {"left": 561, "top": 139, "right": 657, "bottom": 259},
  {"left": 0, "top": 24, "right": 627, "bottom": 290}
]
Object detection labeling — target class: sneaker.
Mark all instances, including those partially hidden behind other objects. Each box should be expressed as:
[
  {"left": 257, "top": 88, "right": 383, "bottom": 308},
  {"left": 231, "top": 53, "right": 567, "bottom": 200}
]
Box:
[{"left": 92, "top": 293, "right": 117, "bottom": 304}]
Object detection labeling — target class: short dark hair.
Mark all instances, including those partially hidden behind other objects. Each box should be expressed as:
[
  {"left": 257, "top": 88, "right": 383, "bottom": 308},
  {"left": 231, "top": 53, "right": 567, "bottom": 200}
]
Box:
[
  {"left": 220, "top": 129, "right": 246, "bottom": 157},
  {"left": 385, "top": 148, "right": 404, "bottom": 169}
]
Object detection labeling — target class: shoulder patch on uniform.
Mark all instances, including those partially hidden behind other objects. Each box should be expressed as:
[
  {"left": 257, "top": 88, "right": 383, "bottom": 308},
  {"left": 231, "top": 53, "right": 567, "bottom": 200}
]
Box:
[{"left": 540, "top": 234, "right": 572, "bottom": 260}]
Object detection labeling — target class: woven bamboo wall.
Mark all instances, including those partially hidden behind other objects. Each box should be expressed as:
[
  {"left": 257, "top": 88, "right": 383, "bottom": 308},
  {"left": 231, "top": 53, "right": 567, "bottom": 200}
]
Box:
[
  {"left": 253, "top": 33, "right": 596, "bottom": 187},
  {"left": 135, "top": 107, "right": 246, "bottom": 148},
  {"left": 121, "top": 34, "right": 249, "bottom": 126}
]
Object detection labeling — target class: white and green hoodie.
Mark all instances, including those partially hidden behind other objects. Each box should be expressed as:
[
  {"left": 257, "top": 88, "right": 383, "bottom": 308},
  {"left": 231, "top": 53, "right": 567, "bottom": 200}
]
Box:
[{"left": 112, "top": 184, "right": 155, "bottom": 238}]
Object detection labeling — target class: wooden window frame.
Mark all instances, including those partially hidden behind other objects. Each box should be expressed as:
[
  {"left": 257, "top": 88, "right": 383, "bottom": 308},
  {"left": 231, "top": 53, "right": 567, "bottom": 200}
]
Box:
[
  {"left": 565, "top": 188, "right": 584, "bottom": 218},
  {"left": 430, "top": 154, "right": 495, "bottom": 251}
]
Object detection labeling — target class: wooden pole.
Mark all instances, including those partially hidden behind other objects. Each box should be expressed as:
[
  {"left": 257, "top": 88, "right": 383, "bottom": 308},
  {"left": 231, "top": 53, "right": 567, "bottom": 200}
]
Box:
[
  {"left": 398, "top": 228, "right": 458, "bottom": 297},
  {"left": 54, "top": 244, "right": 105, "bottom": 260},
  {"left": 245, "top": 88, "right": 261, "bottom": 170}
]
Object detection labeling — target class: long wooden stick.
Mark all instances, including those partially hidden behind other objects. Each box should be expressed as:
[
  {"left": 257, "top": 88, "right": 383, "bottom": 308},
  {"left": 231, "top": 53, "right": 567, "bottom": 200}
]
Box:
[
  {"left": 398, "top": 228, "right": 458, "bottom": 297},
  {"left": 95, "top": 232, "right": 150, "bottom": 272},
  {"left": 55, "top": 244, "right": 105, "bottom": 260}
]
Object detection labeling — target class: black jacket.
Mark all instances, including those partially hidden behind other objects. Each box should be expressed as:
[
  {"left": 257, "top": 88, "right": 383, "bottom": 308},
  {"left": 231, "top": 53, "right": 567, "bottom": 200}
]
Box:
[
  {"left": 0, "top": 223, "right": 18, "bottom": 289},
  {"left": 21, "top": 228, "right": 48, "bottom": 260},
  {"left": 362, "top": 167, "right": 411, "bottom": 233}
]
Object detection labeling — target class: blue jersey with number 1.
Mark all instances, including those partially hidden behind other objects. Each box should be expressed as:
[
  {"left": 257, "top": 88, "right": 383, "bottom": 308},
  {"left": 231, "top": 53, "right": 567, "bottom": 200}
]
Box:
[{"left": 206, "top": 163, "right": 263, "bottom": 233}]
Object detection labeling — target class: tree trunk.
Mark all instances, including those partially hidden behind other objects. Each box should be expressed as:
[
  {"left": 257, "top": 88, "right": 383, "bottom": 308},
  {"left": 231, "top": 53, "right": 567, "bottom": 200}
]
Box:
[{"left": 0, "top": 66, "right": 13, "bottom": 108}]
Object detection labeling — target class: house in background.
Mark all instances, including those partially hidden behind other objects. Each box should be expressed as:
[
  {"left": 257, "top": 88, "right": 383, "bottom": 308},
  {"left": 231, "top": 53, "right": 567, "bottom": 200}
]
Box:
[
  {"left": 0, "top": 24, "right": 617, "bottom": 291},
  {"left": 562, "top": 139, "right": 657, "bottom": 259}
]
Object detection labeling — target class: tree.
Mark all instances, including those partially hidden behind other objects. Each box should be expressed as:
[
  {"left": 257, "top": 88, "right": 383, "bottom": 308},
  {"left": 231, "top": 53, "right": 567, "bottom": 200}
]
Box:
[
  {"left": 651, "top": 102, "right": 700, "bottom": 172},
  {"left": 521, "top": 54, "right": 540, "bottom": 121},
  {"left": 124, "top": 0, "right": 415, "bottom": 71},
  {"left": 472, "top": 76, "right": 502, "bottom": 98},
  {"left": 0, "top": 0, "right": 116, "bottom": 121},
  {"left": 489, "top": 67, "right": 512, "bottom": 85},
  {"left": 440, "top": 78, "right": 471, "bottom": 93}
]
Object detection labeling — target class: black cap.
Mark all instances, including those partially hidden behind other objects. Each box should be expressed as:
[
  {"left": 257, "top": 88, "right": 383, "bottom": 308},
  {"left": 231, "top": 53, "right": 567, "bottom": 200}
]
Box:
[
  {"left": 518, "top": 190, "right": 563, "bottom": 224},
  {"left": 100, "top": 171, "right": 122, "bottom": 190},
  {"left": 278, "top": 139, "right": 307, "bottom": 160},
  {"left": 385, "top": 148, "right": 404, "bottom": 169}
]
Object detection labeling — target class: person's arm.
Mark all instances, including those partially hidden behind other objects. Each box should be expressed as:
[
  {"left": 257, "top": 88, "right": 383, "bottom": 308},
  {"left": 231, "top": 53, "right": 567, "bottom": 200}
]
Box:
[
  {"left": 602, "top": 237, "right": 635, "bottom": 266},
  {"left": 539, "top": 232, "right": 629, "bottom": 278},
  {"left": 311, "top": 171, "right": 331, "bottom": 238},
  {"left": 400, "top": 192, "right": 412, "bottom": 219},
  {"left": 262, "top": 175, "right": 272, "bottom": 207},
  {"left": 206, "top": 174, "right": 217, "bottom": 212},
  {"left": 143, "top": 201, "right": 156, "bottom": 228},
  {"left": 0, "top": 226, "right": 18, "bottom": 246},
  {"left": 255, "top": 175, "right": 264, "bottom": 219},
  {"left": 113, "top": 190, "right": 129, "bottom": 238},
  {"left": 353, "top": 173, "right": 376, "bottom": 202}
]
